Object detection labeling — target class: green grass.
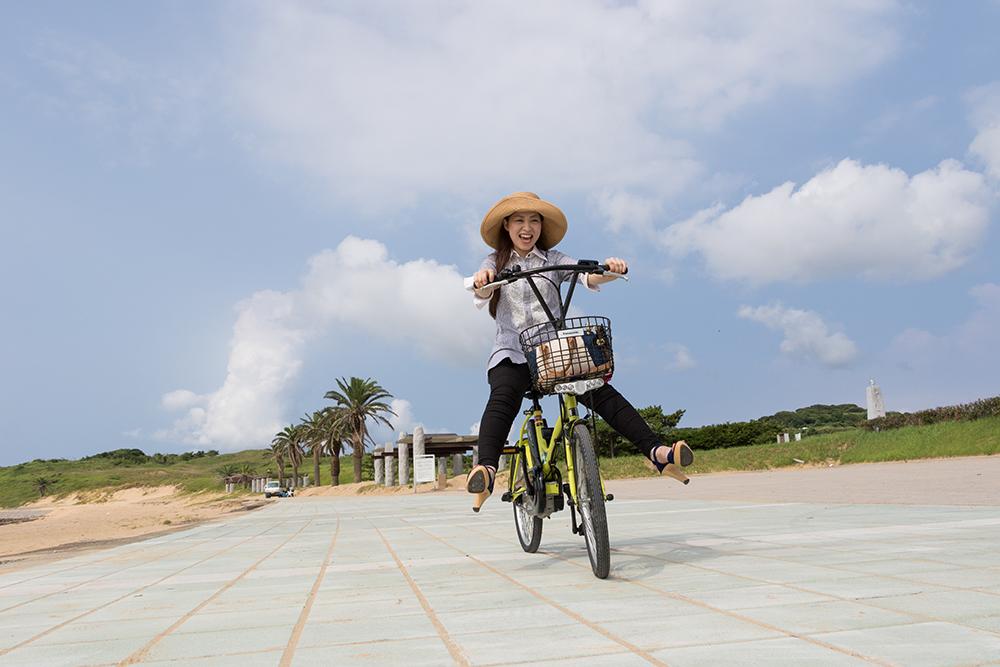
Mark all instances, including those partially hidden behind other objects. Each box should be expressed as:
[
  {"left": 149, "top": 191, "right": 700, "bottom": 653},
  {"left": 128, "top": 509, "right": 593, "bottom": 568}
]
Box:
[
  {"left": 0, "top": 450, "right": 369, "bottom": 508},
  {"left": 4, "top": 417, "right": 998, "bottom": 508},
  {"left": 598, "top": 416, "right": 1000, "bottom": 479}
]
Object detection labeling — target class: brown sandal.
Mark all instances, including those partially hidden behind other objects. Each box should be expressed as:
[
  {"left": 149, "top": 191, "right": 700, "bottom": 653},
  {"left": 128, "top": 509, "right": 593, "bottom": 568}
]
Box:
[{"left": 466, "top": 465, "right": 496, "bottom": 512}]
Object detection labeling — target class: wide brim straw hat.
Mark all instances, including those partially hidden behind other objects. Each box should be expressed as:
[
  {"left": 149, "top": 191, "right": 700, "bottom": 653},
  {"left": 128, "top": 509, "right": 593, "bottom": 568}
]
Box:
[{"left": 480, "top": 192, "right": 568, "bottom": 250}]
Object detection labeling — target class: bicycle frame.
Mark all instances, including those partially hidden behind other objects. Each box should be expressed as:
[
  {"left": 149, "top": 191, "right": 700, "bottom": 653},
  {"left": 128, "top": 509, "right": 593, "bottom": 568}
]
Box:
[{"left": 508, "top": 392, "right": 586, "bottom": 507}]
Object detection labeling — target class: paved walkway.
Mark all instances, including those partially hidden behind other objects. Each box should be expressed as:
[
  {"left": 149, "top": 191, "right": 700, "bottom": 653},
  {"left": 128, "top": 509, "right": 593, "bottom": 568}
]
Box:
[{"left": 3, "top": 459, "right": 1000, "bottom": 665}]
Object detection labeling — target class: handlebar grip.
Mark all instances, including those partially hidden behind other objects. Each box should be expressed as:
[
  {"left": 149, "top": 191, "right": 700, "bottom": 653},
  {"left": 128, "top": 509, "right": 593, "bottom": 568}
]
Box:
[{"left": 599, "top": 263, "right": 628, "bottom": 275}]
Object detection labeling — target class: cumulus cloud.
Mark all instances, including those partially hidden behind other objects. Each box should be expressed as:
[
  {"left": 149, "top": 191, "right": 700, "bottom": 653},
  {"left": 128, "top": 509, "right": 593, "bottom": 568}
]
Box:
[
  {"left": 968, "top": 82, "right": 1000, "bottom": 180},
  {"left": 159, "top": 237, "right": 493, "bottom": 449},
  {"left": 738, "top": 304, "right": 858, "bottom": 367},
  {"left": 889, "top": 283, "right": 1000, "bottom": 371},
  {"left": 664, "top": 343, "right": 697, "bottom": 371},
  {"left": 226, "top": 0, "right": 900, "bottom": 210},
  {"left": 663, "top": 159, "right": 991, "bottom": 284},
  {"left": 592, "top": 190, "right": 662, "bottom": 237}
]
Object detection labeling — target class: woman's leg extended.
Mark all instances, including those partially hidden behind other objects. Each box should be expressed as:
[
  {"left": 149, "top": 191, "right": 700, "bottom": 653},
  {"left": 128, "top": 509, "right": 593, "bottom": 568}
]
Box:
[
  {"left": 475, "top": 360, "right": 533, "bottom": 468},
  {"left": 580, "top": 384, "right": 659, "bottom": 458}
]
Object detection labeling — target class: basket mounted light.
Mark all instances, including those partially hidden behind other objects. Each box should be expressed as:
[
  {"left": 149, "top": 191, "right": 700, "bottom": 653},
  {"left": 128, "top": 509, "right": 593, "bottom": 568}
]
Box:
[{"left": 553, "top": 378, "right": 606, "bottom": 395}]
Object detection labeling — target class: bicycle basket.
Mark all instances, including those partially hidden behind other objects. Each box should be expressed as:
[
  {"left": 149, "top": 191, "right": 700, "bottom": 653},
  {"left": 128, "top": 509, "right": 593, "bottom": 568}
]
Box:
[{"left": 520, "top": 316, "right": 614, "bottom": 393}]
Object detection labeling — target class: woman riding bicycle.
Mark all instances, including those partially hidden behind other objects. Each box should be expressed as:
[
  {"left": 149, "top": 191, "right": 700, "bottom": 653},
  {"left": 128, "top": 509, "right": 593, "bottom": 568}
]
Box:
[{"left": 466, "top": 191, "right": 693, "bottom": 511}]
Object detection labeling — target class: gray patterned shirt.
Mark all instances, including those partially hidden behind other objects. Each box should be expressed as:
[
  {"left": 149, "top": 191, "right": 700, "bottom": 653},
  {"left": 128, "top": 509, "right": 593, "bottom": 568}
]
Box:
[{"left": 471, "top": 247, "right": 597, "bottom": 371}]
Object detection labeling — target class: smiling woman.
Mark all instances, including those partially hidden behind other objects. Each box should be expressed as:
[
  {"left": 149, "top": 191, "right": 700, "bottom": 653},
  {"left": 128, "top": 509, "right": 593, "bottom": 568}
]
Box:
[{"left": 464, "top": 192, "right": 693, "bottom": 514}]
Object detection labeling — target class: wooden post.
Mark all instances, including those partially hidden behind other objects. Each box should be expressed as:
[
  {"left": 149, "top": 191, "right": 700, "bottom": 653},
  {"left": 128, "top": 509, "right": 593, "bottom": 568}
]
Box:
[
  {"left": 472, "top": 444, "right": 479, "bottom": 466},
  {"left": 452, "top": 453, "right": 463, "bottom": 478}
]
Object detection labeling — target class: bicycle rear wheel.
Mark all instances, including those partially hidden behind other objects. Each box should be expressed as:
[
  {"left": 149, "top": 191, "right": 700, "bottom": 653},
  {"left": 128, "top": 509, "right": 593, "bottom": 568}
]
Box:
[
  {"left": 572, "top": 424, "right": 610, "bottom": 578},
  {"left": 512, "top": 450, "right": 543, "bottom": 553}
]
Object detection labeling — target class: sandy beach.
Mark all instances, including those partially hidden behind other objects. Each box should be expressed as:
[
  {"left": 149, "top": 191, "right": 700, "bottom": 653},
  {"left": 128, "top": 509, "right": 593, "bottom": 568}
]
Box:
[
  {"left": 0, "top": 479, "right": 470, "bottom": 570},
  {"left": 0, "top": 486, "right": 266, "bottom": 568}
]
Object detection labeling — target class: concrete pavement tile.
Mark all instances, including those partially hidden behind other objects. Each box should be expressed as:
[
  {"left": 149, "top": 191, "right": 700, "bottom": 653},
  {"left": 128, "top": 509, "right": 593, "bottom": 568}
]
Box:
[
  {"left": 307, "top": 595, "right": 423, "bottom": 618},
  {"left": 689, "top": 583, "right": 832, "bottom": 610},
  {"left": 296, "top": 613, "right": 437, "bottom": 648},
  {"left": 814, "top": 621, "right": 1000, "bottom": 666},
  {"left": 142, "top": 624, "right": 292, "bottom": 662},
  {"left": 177, "top": 607, "right": 302, "bottom": 633},
  {"left": 434, "top": 603, "right": 575, "bottom": 636},
  {"left": 964, "top": 615, "right": 1000, "bottom": 633},
  {"left": 859, "top": 589, "right": 1000, "bottom": 620},
  {"left": 451, "top": 624, "right": 625, "bottom": 665},
  {"left": 840, "top": 558, "right": 960, "bottom": 576},
  {"left": 0, "top": 636, "right": 146, "bottom": 666},
  {"left": 140, "top": 649, "right": 283, "bottom": 666},
  {"left": 490, "top": 651, "right": 651, "bottom": 666},
  {"left": 559, "top": 594, "right": 704, "bottom": 623},
  {"left": 796, "top": 575, "right": 947, "bottom": 600},
  {"left": 736, "top": 599, "right": 922, "bottom": 634},
  {"left": 0, "top": 623, "right": 62, "bottom": 650},
  {"left": 290, "top": 637, "right": 455, "bottom": 666},
  {"left": 653, "top": 636, "right": 870, "bottom": 666},
  {"left": 29, "top": 617, "right": 176, "bottom": 645},
  {"left": 905, "top": 568, "right": 1000, "bottom": 589},
  {"left": 600, "top": 610, "right": 783, "bottom": 650}
]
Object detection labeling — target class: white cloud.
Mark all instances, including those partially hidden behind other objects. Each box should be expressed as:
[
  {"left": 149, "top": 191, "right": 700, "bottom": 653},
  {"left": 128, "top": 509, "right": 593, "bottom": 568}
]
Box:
[
  {"left": 226, "top": 1, "right": 900, "bottom": 210},
  {"left": 968, "top": 82, "right": 1000, "bottom": 180},
  {"left": 159, "top": 237, "right": 493, "bottom": 450},
  {"left": 663, "top": 159, "right": 991, "bottom": 284},
  {"left": 161, "top": 389, "right": 207, "bottom": 411},
  {"left": 387, "top": 398, "right": 415, "bottom": 436},
  {"left": 739, "top": 304, "right": 858, "bottom": 368},
  {"left": 664, "top": 343, "right": 697, "bottom": 371},
  {"left": 592, "top": 190, "right": 662, "bottom": 237},
  {"left": 890, "top": 283, "right": 1000, "bottom": 370}
]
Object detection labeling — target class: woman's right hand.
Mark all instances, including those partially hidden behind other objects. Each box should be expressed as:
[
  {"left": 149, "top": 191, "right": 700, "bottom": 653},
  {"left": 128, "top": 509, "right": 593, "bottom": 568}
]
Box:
[{"left": 474, "top": 268, "right": 496, "bottom": 289}]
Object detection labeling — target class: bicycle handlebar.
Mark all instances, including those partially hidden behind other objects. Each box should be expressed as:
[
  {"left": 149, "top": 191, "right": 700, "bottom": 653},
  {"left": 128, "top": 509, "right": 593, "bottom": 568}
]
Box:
[{"left": 476, "top": 261, "right": 628, "bottom": 292}]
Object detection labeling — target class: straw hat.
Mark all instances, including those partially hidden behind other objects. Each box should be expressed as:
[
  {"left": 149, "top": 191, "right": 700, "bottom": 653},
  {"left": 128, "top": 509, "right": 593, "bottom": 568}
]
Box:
[{"left": 480, "top": 192, "right": 568, "bottom": 250}]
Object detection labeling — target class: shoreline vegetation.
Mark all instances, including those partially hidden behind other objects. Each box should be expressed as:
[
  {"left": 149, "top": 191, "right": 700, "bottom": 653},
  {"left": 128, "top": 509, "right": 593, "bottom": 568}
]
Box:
[{"left": 2, "top": 401, "right": 998, "bottom": 510}]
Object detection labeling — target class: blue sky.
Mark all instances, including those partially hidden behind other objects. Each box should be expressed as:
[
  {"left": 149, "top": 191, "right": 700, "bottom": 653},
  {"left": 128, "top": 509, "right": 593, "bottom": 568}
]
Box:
[{"left": 2, "top": 1, "right": 998, "bottom": 465}]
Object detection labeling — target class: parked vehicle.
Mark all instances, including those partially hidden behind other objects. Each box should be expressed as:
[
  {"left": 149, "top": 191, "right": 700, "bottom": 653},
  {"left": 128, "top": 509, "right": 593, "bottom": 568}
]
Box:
[{"left": 263, "top": 480, "right": 293, "bottom": 498}]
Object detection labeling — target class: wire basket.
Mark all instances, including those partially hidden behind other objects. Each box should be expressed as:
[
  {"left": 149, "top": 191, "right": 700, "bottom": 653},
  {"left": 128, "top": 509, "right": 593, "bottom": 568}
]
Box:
[{"left": 520, "top": 316, "right": 614, "bottom": 393}]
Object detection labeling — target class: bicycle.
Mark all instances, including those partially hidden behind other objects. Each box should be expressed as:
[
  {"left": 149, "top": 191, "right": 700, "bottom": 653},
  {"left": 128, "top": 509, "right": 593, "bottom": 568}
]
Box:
[{"left": 475, "top": 259, "right": 626, "bottom": 579}]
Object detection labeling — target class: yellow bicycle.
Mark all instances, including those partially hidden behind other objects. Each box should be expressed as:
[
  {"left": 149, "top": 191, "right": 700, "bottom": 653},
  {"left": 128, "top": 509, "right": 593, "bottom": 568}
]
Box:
[{"left": 484, "top": 260, "right": 625, "bottom": 579}]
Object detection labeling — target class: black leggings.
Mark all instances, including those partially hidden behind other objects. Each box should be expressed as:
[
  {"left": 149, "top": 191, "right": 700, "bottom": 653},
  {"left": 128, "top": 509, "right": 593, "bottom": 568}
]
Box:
[{"left": 476, "top": 359, "right": 661, "bottom": 469}]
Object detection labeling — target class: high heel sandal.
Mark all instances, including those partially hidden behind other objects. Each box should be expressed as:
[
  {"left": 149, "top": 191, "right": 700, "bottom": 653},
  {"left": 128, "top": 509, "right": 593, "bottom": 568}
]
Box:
[
  {"left": 466, "top": 465, "right": 496, "bottom": 512},
  {"left": 650, "top": 441, "right": 693, "bottom": 485}
]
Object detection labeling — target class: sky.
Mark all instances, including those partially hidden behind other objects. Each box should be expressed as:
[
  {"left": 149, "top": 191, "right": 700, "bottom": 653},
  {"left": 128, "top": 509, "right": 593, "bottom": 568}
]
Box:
[{"left": 1, "top": 1, "right": 998, "bottom": 465}]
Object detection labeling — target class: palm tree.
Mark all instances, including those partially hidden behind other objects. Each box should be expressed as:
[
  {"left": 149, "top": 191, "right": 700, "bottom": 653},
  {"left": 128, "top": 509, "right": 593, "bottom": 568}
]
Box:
[
  {"left": 267, "top": 444, "right": 286, "bottom": 486},
  {"left": 318, "top": 406, "right": 350, "bottom": 486},
  {"left": 300, "top": 410, "right": 326, "bottom": 487},
  {"left": 272, "top": 425, "right": 303, "bottom": 487},
  {"left": 324, "top": 377, "right": 396, "bottom": 483},
  {"left": 33, "top": 476, "right": 58, "bottom": 497}
]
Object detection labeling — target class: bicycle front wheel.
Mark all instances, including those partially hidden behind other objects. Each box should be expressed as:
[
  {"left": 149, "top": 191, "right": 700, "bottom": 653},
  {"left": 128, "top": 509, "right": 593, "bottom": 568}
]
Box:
[
  {"left": 572, "top": 424, "right": 610, "bottom": 578},
  {"left": 512, "top": 450, "right": 543, "bottom": 553}
]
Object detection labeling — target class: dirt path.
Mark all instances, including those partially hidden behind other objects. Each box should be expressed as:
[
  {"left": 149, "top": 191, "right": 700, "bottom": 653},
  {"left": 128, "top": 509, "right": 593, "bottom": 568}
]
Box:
[{"left": 608, "top": 454, "right": 1000, "bottom": 506}]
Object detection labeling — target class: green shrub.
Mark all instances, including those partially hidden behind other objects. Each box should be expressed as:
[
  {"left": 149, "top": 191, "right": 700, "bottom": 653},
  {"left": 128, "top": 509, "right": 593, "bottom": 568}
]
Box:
[{"left": 865, "top": 396, "right": 1000, "bottom": 431}]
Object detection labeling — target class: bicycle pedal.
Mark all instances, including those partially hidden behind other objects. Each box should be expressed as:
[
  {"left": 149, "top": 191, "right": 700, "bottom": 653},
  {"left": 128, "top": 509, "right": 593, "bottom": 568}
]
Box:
[
  {"left": 605, "top": 494, "right": 614, "bottom": 501},
  {"left": 500, "top": 492, "right": 513, "bottom": 503}
]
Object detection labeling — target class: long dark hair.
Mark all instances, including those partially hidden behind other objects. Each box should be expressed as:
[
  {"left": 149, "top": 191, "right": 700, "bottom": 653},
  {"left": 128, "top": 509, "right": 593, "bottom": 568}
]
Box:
[{"left": 488, "top": 216, "right": 550, "bottom": 319}]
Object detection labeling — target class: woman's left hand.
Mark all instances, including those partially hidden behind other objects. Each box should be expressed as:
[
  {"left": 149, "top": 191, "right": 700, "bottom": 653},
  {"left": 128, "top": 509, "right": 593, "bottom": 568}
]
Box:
[{"left": 604, "top": 257, "right": 628, "bottom": 275}]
